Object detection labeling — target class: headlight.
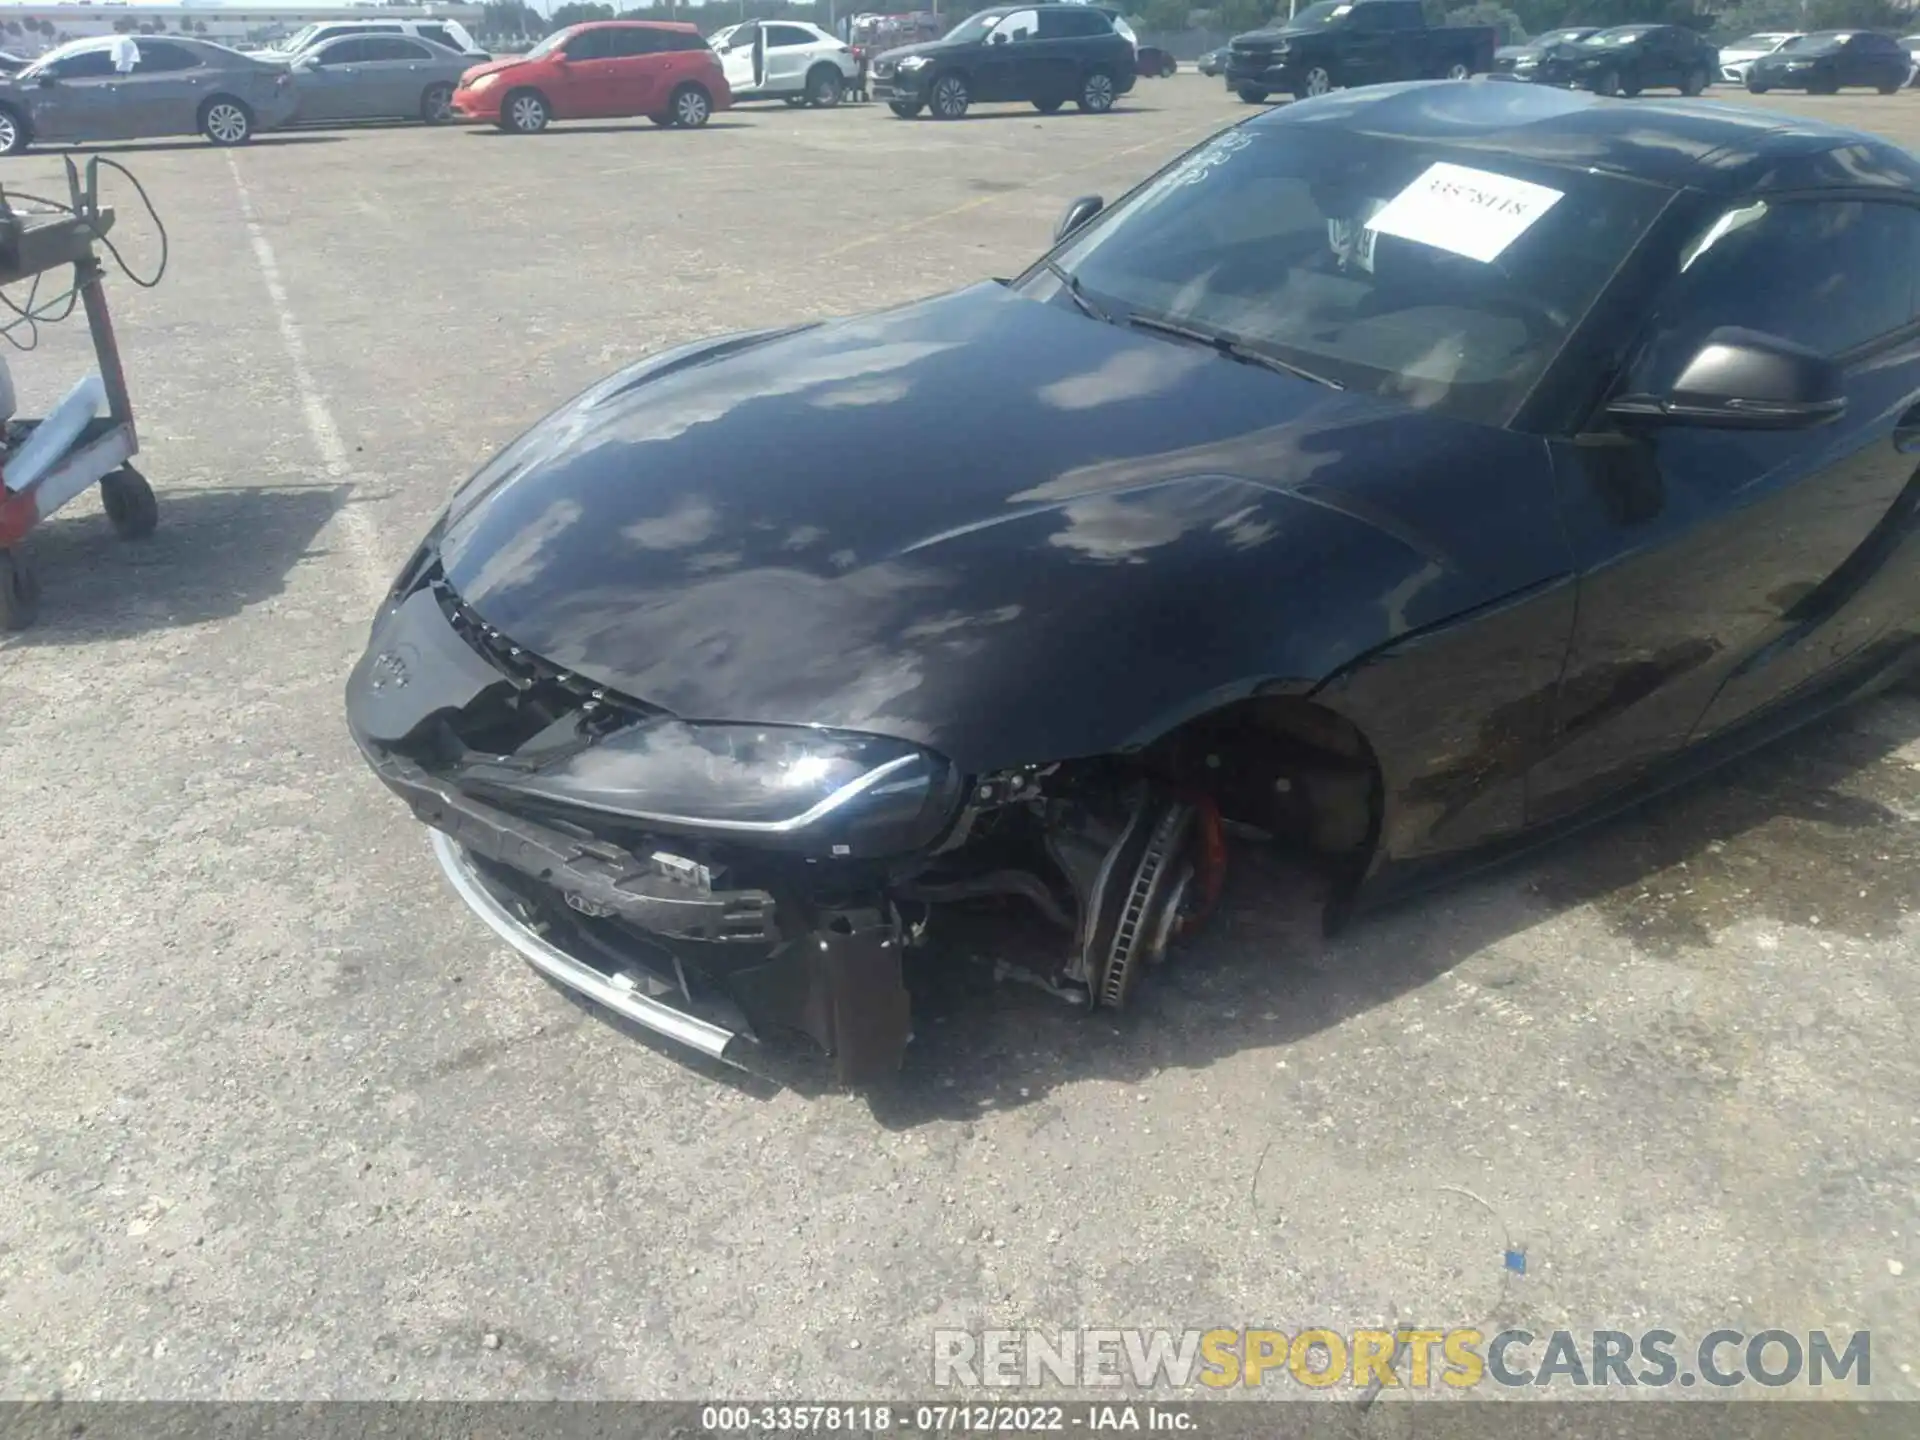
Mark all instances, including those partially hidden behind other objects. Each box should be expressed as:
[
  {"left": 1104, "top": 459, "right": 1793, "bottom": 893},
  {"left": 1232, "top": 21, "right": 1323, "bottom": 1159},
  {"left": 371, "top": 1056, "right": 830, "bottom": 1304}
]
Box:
[
  {"left": 1272, "top": 42, "right": 1291, "bottom": 56},
  {"left": 466, "top": 721, "right": 960, "bottom": 853},
  {"left": 470, "top": 71, "right": 501, "bottom": 90},
  {"left": 898, "top": 55, "right": 929, "bottom": 70}
]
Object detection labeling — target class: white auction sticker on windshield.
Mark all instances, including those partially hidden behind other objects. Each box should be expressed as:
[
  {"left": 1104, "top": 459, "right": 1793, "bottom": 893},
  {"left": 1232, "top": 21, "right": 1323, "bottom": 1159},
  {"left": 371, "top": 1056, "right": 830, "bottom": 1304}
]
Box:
[{"left": 1363, "top": 162, "right": 1564, "bottom": 264}]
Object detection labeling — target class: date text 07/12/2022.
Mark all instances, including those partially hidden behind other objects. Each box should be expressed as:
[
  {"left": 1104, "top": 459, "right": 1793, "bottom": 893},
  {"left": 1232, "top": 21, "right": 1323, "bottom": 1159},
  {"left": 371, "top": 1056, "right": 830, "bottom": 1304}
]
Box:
[{"left": 699, "top": 1405, "right": 1193, "bottom": 1433}]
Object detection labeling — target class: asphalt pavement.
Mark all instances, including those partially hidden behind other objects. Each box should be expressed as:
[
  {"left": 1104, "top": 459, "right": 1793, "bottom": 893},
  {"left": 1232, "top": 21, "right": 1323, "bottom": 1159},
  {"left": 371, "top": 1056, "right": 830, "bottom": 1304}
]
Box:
[{"left": 1, "top": 75, "right": 1916, "bottom": 1401}]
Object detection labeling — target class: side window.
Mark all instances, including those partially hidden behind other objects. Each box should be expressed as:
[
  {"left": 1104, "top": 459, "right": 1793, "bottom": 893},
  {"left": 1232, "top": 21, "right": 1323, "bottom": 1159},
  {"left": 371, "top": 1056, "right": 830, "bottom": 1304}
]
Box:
[
  {"left": 417, "top": 26, "right": 458, "bottom": 50},
  {"left": 1379, "top": 4, "right": 1422, "bottom": 31},
  {"left": 1629, "top": 200, "right": 1920, "bottom": 390},
  {"left": 133, "top": 40, "right": 200, "bottom": 72},
  {"left": 563, "top": 28, "right": 611, "bottom": 60},
  {"left": 1042, "top": 10, "right": 1107, "bottom": 38},
  {"left": 990, "top": 8, "right": 1040, "bottom": 43},
  {"left": 362, "top": 38, "right": 425, "bottom": 62},
  {"left": 48, "top": 49, "right": 118, "bottom": 79},
  {"left": 765, "top": 25, "right": 815, "bottom": 48},
  {"left": 664, "top": 31, "right": 711, "bottom": 51},
  {"left": 605, "top": 28, "right": 663, "bottom": 57},
  {"left": 323, "top": 38, "right": 376, "bottom": 65}
]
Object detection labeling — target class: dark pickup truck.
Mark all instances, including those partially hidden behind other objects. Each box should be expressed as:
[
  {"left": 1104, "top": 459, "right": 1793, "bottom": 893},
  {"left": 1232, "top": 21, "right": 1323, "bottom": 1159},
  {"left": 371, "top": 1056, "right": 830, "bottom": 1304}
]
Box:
[{"left": 1225, "top": 0, "right": 1497, "bottom": 102}]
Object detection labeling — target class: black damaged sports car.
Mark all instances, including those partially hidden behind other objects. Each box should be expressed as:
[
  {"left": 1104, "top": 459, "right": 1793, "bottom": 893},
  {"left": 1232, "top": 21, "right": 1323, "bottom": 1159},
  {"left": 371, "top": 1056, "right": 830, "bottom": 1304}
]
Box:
[{"left": 349, "top": 81, "right": 1920, "bottom": 1084}]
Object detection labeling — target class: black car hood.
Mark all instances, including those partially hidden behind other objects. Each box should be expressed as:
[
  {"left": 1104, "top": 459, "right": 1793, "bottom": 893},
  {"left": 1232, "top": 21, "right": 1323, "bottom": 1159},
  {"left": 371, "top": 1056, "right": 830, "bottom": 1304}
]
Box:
[
  {"left": 437, "top": 284, "right": 1561, "bottom": 773},
  {"left": 1234, "top": 24, "right": 1321, "bottom": 44},
  {"left": 872, "top": 38, "right": 955, "bottom": 64}
]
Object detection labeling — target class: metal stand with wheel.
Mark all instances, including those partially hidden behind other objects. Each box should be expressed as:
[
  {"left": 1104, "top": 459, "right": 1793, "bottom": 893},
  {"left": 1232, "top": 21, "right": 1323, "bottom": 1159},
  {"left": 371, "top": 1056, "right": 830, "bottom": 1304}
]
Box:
[{"left": 0, "top": 160, "right": 154, "bottom": 632}]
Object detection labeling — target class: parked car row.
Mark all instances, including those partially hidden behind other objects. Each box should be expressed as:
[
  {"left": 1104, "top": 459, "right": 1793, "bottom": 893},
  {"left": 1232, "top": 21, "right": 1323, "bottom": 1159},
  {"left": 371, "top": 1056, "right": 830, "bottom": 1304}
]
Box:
[
  {"left": 1492, "top": 22, "right": 1914, "bottom": 98},
  {"left": 0, "top": 7, "right": 1164, "bottom": 152}
]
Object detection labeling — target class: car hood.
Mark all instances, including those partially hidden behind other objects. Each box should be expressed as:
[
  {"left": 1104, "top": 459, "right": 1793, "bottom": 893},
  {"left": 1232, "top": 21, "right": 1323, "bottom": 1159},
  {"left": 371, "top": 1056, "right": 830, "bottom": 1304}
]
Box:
[
  {"left": 1234, "top": 24, "right": 1321, "bottom": 44},
  {"left": 457, "top": 55, "right": 531, "bottom": 83},
  {"left": 871, "top": 39, "right": 956, "bottom": 64},
  {"left": 435, "top": 284, "right": 1560, "bottom": 772}
]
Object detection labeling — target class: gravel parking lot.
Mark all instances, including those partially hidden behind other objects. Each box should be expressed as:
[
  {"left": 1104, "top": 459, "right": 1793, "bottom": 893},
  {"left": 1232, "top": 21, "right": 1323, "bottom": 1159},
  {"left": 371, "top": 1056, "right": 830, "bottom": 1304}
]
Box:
[{"left": 3, "top": 74, "right": 1919, "bottom": 1401}]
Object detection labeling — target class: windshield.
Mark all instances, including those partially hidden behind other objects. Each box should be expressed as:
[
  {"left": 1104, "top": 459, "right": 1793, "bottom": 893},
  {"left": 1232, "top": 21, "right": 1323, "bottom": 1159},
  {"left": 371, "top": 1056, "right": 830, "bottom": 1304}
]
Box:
[
  {"left": 20, "top": 39, "right": 98, "bottom": 77},
  {"left": 524, "top": 29, "right": 573, "bottom": 59},
  {"left": 1730, "top": 34, "right": 1790, "bottom": 50},
  {"left": 1782, "top": 32, "right": 1848, "bottom": 52},
  {"left": 270, "top": 24, "right": 321, "bottom": 52},
  {"left": 1589, "top": 28, "right": 1651, "bottom": 46},
  {"left": 1027, "top": 123, "right": 1671, "bottom": 427},
  {"left": 1287, "top": 3, "right": 1352, "bottom": 27},
  {"left": 1536, "top": 28, "right": 1593, "bottom": 44},
  {"left": 943, "top": 11, "right": 1005, "bottom": 43}
]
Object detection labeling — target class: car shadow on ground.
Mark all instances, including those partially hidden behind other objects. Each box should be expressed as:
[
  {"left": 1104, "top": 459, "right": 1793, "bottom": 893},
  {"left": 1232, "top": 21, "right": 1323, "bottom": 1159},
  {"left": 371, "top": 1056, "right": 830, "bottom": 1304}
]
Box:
[
  {"left": 462, "top": 121, "right": 752, "bottom": 138},
  {"left": 1, "top": 481, "right": 352, "bottom": 647},
  {"left": 41, "top": 134, "right": 346, "bottom": 156},
  {"left": 909, "top": 106, "right": 1163, "bottom": 122},
  {"left": 555, "top": 682, "right": 1920, "bottom": 1119}
]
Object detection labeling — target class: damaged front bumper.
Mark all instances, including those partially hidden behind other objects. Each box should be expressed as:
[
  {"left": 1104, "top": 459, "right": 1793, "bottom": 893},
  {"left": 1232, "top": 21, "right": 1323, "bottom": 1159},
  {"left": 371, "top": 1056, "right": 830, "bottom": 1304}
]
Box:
[
  {"left": 363, "top": 735, "right": 917, "bottom": 1085},
  {"left": 349, "top": 557, "right": 1236, "bottom": 1087}
]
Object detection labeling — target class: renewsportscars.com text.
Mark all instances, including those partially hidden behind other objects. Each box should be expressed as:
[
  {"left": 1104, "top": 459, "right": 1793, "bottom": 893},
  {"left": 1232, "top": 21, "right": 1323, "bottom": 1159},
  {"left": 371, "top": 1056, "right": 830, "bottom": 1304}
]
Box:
[{"left": 931, "top": 1328, "right": 1874, "bottom": 1390}]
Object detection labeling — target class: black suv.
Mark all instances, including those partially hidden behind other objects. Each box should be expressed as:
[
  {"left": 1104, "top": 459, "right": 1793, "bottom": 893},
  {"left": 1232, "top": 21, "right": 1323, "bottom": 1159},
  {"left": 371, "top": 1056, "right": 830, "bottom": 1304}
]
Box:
[
  {"left": 870, "top": 4, "right": 1137, "bottom": 119},
  {"left": 1528, "top": 24, "right": 1719, "bottom": 95}
]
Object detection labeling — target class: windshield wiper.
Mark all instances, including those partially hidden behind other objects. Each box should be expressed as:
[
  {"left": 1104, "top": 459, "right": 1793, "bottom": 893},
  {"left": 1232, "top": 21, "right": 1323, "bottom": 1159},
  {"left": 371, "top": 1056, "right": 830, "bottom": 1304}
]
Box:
[
  {"left": 1125, "top": 312, "right": 1344, "bottom": 390},
  {"left": 1043, "top": 259, "right": 1114, "bottom": 324}
]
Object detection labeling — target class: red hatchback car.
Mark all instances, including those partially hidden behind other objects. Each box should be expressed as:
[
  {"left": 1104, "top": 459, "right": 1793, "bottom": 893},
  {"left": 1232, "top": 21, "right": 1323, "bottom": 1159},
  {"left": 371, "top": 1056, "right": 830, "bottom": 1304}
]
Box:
[{"left": 453, "top": 21, "right": 732, "bottom": 133}]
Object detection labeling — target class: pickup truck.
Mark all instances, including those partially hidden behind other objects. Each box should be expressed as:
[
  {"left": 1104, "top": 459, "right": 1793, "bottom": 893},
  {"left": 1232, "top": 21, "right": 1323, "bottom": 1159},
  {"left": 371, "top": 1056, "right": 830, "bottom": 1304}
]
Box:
[{"left": 1224, "top": 0, "right": 1497, "bottom": 102}]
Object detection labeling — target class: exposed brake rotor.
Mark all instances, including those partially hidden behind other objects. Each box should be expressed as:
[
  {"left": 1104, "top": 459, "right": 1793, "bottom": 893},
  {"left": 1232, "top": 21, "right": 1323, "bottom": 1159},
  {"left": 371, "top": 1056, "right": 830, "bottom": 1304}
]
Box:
[{"left": 1064, "top": 780, "right": 1234, "bottom": 1011}]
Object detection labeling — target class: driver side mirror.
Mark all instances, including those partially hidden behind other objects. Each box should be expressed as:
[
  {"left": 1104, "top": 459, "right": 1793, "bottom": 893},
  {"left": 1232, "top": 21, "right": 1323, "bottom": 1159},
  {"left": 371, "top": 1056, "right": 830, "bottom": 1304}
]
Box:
[
  {"left": 991, "top": 31, "right": 1009, "bottom": 44},
  {"left": 36, "top": 72, "right": 55, "bottom": 87},
  {"left": 1054, "top": 194, "right": 1104, "bottom": 243},
  {"left": 1606, "top": 328, "right": 1846, "bottom": 432}
]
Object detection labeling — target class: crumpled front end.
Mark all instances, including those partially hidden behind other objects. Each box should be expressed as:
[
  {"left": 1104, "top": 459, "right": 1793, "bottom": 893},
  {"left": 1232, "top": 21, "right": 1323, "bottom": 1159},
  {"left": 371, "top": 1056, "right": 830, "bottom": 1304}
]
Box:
[
  {"left": 346, "top": 552, "right": 968, "bottom": 1083},
  {"left": 346, "top": 547, "right": 1273, "bottom": 1085}
]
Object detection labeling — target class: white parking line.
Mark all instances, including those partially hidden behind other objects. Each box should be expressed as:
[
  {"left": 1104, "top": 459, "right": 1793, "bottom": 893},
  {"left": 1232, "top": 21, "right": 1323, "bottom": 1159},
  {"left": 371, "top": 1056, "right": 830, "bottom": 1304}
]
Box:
[{"left": 225, "top": 151, "right": 389, "bottom": 604}]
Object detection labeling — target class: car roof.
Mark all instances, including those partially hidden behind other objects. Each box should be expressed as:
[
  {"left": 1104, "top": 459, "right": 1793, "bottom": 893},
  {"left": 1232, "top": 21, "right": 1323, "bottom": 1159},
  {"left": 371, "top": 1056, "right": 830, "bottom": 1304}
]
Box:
[
  {"left": 1261, "top": 79, "right": 1920, "bottom": 195},
  {"left": 574, "top": 19, "right": 700, "bottom": 30}
]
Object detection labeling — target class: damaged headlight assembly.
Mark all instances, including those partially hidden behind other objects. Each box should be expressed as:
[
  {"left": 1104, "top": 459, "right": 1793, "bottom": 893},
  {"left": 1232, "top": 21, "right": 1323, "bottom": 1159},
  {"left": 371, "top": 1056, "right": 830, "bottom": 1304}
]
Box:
[{"left": 458, "top": 721, "right": 960, "bottom": 855}]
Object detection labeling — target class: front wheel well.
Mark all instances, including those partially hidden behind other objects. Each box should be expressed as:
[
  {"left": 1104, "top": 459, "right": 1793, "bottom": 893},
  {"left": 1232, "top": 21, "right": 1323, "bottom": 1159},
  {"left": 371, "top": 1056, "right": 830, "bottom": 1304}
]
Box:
[
  {"left": 198, "top": 93, "right": 252, "bottom": 121},
  {"left": 0, "top": 100, "right": 29, "bottom": 150},
  {"left": 1138, "top": 694, "right": 1384, "bottom": 896}
]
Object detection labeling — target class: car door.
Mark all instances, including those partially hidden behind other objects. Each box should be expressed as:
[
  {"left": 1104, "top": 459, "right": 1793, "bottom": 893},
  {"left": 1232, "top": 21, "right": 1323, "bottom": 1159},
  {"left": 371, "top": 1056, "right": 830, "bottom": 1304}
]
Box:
[
  {"left": 976, "top": 8, "right": 1039, "bottom": 101},
  {"left": 1032, "top": 7, "right": 1095, "bottom": 97},
  {"left": 718, "top": 22, "right": 764, "bottom": 95},
  {"left": 549, "top": 26, "right": 615, "bottom": 116},
  {"left": 349, "top": 36, "right": 432, "bottom": 117},
  {"left": 602, "top": 25, "right": 667, "bottom": 117},
  {"left": 1854, "top": 33, "right": 1902, "bottom": 89},
  {"left": 761, "top": 24, "right": 818, "bottom": 95},
  {"left": 1332, "top": 3, "right": 1389, "bottom": 86},
  {"left": 295, "top": 36, "right": 372, "bottom": 122},
  {"left": 1531, "top": 195, "right": 1920, "bottom": 821},
  {"left": 114, "top": 38, "right": 205, "bottom": 136},
  {"left": 26, "top": 46, "right": 129, "bottom": 141}
]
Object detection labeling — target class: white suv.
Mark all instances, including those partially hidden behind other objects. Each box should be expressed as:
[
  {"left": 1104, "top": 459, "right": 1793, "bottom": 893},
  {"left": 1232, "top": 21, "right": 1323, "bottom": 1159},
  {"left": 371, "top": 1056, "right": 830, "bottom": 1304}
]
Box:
[
  {"left": 710, "top": 21, "right": 857, "bottom": 107},
  {"left": 268, "top": 18, "right": 486, "bottom": 60}
]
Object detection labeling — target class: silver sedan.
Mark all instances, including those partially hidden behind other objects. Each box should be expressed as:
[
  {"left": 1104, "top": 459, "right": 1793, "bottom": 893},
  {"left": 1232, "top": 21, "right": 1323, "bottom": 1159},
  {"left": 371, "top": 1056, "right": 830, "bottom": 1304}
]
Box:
[
  {"left": 0, "top": 36, "right": 297, "bottom": 155},
  {"left": 282, "top": 34, "right": 474, "bottom": 125}
]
